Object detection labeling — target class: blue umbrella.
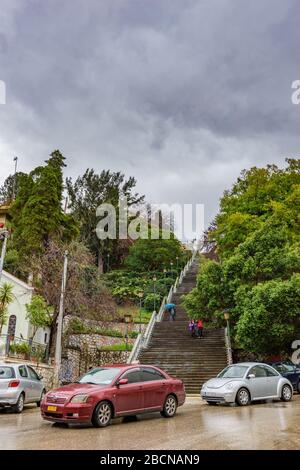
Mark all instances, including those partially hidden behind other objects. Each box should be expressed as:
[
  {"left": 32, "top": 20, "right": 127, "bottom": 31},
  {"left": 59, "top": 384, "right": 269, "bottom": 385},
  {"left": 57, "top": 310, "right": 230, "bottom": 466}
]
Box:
[{"left": 165, "top": 303, "right": 176, "bottom": 310}]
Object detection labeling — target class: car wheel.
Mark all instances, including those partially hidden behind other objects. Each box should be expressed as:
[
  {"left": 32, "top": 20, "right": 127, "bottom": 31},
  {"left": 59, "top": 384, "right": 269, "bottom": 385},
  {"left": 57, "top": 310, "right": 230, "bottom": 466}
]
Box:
[
  {"left": 12, "top": 393, "right": 25, "bottom": 413},
  {"left": 92, "top": 401, "right": 112, "bottom": 428},
  {"left": 297, "top": 381, "right": 300, "bottom": 394},
  {"left": 161, "top": 395, "right": 177, "bottom": 418},
  {"left": 236, "top": 388, "right": 250, "bottom": 406},
  {"left": 36, "top": 389, "right": 46, "bottom": 407},
  {"left": 281, "top": 384, "right": 292, "bottom": 402},
  {"left": 206, "top": 401, "right": 218, "bottom": 406}
]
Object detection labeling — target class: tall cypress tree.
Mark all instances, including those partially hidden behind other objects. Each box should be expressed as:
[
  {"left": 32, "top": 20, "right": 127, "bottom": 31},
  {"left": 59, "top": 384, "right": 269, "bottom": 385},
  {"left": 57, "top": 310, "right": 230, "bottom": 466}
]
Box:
[{"left": 11, "top": 150, "right": 78, "bottom": 261}]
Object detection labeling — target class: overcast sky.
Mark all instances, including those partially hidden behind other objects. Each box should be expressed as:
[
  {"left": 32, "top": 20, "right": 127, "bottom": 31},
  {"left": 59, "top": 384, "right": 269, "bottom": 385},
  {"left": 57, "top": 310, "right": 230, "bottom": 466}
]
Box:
[{"left": 0, "top": 0, "right": 299, "bottom": 227}]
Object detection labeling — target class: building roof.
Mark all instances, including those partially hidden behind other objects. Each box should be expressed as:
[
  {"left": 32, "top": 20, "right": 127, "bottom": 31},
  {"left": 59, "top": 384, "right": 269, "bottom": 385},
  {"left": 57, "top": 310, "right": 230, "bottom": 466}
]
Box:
[{"left": 1, "top": 270, "right": 34, "bottom": 292}]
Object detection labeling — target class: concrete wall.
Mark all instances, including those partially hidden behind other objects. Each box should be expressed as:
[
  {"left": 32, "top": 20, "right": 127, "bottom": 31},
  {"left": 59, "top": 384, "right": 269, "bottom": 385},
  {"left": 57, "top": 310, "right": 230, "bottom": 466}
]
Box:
[{"left": 61, "top": 347, "right": 130, "bottom": 383}]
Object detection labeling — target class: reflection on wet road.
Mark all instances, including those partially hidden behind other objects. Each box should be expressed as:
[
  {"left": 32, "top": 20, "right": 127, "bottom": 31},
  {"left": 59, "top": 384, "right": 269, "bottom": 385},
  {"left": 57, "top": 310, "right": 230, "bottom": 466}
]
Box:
[{"left": 1, "top": 396, "right": 300, "bottom": 450}]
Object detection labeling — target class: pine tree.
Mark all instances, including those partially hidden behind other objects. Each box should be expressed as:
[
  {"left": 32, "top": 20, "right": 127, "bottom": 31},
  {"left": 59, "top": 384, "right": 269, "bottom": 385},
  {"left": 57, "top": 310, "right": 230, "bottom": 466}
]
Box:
[{"left": 10, "top": 150, "right": 78, "bottom": 262}]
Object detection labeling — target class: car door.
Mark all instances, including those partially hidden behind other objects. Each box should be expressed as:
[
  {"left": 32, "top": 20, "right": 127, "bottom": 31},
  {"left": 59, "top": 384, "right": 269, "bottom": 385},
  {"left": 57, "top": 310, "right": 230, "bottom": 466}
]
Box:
[
  {"left": 18, "top": 365, "right": 33, "bottom": 402},
  {"left": 114, "top": 368, "right": 144, "bottom": 414},
  {"left": 247, "top": 365, "right": 269, "bottom": 399},
  {"left": 26, "top": 366, "right": 43, "bottom": 401},
  {"left": 140, "top": 367, "right": 167, "bottom": 409},
  {"left": 262, "top": 365, "right": 280, "bottom": 396}
]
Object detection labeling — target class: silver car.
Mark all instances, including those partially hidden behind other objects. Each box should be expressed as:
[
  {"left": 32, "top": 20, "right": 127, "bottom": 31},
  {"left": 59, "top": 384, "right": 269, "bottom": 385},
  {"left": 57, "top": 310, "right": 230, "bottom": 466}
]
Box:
[
  {"left": 0, "top": 363, "right": 46, "bottom": 413},
  {"left": 201, "top": 362, "right": 293, "bottom": 406}
]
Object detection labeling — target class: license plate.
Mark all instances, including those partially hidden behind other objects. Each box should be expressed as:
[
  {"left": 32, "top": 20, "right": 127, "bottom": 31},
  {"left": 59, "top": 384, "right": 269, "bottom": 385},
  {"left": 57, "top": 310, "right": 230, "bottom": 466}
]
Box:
[{"left": 47, "top": 405, "right": 57, "bottom": 412}]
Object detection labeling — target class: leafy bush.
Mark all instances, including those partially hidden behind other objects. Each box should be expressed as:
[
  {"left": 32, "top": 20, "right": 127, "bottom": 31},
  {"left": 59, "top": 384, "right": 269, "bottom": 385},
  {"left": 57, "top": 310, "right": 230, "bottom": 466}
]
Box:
[
  {"left": 9, "top": 342, "right": 30, "bottom": 356},
  {"left": 143, "top": 293, "right": 161, "bottom": 311}
]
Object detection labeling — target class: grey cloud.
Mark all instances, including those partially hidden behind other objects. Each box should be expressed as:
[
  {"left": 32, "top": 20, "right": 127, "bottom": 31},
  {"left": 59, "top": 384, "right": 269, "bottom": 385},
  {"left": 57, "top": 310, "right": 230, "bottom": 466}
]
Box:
[{"left": 0, "top": 0, "right": 299, "bottom": 227}]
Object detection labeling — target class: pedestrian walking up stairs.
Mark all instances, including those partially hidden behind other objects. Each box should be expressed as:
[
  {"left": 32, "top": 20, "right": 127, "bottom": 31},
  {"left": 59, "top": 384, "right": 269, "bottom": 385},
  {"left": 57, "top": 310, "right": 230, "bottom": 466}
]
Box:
[{"left": 137, "top": 259, "right": 228, "bottom": 395}]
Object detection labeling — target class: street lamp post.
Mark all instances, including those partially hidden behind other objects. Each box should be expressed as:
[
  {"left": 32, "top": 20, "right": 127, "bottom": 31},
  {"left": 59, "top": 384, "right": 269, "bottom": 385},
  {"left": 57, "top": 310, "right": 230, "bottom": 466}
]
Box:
[
  {"left": 153, "top": 276, "right": 157, "bottom": 312},
  {"left": 170, "top": 262, "right": 174, "bottom": 279},
  {"left": 138, "top": 292, "right": 143, "bottom": 335},
  {"left": 54, "top": 250, "right": 69, "bottom": 386},
  {"left": 176, "top": 256, "right": 179, "bottom": 273},
  {"left": 12, "top": 156, "right": 18, "bottom": 200},
  {"left": 224, "top": 311, "right": 232, "bottom": 364},
  {"left": 107, "top": 253, "right": 110, "bottom": 272},
  {"left": 124, "top": 314, "right": 132, "bottom": 351},
  {"left": 163, "top": 268, "right": 167, "bottom": 279}
]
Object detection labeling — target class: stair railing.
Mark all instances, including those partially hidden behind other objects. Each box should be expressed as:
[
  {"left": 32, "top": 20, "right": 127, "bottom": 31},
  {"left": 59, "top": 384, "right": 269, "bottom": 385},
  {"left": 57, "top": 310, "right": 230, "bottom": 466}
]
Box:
[
  {"left": 127, "top": 253, "right": 197, "bottom": 364},
  {"left": 127, "top": 333, "right": 143, "bottom": 364}
]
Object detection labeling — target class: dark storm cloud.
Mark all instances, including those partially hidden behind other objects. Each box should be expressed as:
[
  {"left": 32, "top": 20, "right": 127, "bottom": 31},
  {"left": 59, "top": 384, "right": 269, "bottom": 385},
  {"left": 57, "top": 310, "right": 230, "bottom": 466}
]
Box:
[{"left": 0, "top": 0, "right": 299, "bottom": 226}]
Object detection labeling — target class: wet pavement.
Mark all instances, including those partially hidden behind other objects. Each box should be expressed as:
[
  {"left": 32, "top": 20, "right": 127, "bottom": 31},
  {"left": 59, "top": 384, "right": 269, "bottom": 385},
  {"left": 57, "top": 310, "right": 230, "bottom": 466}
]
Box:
[{"left": 1, "top": 396, "right": 300, "bottom": 450}]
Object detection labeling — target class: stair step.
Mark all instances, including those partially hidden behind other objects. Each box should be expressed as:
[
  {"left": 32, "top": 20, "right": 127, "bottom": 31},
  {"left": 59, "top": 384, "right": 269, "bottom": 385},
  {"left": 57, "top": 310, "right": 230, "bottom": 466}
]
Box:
[{"left": 134, "top": 259, "right": 228, "bottom": 392}]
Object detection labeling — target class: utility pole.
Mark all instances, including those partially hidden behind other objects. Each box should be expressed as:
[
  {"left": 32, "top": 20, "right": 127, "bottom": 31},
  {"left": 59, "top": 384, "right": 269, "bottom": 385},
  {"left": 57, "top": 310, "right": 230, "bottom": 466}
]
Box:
[
  {"left": 0, "top": 229, "right": 9, "bottom": 282},
  {"left": 12, "top": 156, "right": 18, "bottom": 200},
  {"left": 54, "top": 250, "right": 69, "bottom": 385}
]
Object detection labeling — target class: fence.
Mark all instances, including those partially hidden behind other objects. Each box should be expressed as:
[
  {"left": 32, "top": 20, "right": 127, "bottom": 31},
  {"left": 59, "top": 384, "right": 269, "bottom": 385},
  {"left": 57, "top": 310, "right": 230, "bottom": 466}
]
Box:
[{"left": 0, "top": 334, "right": 49, "bottom": 364}]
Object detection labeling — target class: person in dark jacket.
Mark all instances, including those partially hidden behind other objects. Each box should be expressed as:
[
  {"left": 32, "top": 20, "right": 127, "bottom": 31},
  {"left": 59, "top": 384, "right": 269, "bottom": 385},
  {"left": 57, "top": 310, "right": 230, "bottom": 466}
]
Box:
[{"left": 188, "top": 319, "right": 195, "bottom": 337}]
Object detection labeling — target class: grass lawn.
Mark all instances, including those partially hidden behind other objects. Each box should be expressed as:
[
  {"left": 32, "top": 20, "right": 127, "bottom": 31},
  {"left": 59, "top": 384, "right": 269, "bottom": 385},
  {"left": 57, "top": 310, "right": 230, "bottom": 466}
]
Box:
[{"left": 99, "top": 343, "right": 133, "bottom": 351}]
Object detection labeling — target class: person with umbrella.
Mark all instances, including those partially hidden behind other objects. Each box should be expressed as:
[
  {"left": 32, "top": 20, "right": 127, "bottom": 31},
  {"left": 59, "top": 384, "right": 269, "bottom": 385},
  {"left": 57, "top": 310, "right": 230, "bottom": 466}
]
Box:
[{"left": 165, "top": 303, "right": 176, "bottom": 321}]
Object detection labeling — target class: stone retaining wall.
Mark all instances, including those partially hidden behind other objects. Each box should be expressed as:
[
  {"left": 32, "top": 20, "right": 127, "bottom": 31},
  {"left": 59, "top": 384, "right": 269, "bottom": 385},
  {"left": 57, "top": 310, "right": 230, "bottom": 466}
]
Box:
[
  {"left": 61, "top": 347, "right": 130, "bottom": 383},
  {"left": 1, "top": 356, "right": 55, "bottom": 390}
]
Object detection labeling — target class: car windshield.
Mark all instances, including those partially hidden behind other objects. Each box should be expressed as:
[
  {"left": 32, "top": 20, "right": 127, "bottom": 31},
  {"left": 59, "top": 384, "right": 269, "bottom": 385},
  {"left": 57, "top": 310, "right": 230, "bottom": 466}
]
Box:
[
  {"left": 78, "top": 368, "right": 122, "bottom": 385},
  {"left": 0, "top": 366, "right": 15, "bottom": 379},
  {"left": 218, "top": 365, "right": 248, "bottom": 379}
]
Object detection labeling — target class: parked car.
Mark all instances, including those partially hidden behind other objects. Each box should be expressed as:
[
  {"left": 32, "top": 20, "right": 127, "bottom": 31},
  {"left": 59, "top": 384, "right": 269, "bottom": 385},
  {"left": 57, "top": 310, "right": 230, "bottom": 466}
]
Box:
[
  {"left": 270, "top": 362, "right": 300, "bottom": 393},
  {"left": 201, "top": 362, "right": 293, "bottom": 406},
  {"left": 0, "top": 363, "right": 46, "bottom": 413},
  {"left": 41, "top": 364, "right": 185, "bottom": 427}
]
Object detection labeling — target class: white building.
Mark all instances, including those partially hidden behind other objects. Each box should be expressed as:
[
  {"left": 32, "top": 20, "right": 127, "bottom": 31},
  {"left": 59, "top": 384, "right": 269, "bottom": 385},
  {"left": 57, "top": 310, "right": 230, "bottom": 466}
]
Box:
[{"left": 0, "top": 270, "right": 50, "bottom": 346}]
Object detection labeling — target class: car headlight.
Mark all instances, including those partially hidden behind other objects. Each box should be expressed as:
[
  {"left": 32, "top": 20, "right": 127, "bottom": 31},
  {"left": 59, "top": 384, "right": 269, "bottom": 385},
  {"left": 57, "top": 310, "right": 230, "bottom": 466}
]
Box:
[
  {"left": 225, "top": 382, "right": 235, "bottom": 390},
  {"left": 70, "top": 394, "right": 89, "bottom": 403}
]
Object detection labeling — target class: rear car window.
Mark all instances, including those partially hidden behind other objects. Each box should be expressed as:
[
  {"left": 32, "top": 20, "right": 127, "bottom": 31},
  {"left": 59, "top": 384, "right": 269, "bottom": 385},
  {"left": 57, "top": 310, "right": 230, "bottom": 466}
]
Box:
[
  {"left": 18, "top": 365, "right": 28, "bottom": 378},
  {"left": 141, "top": 368, "right": 165, "bottom": 381},
  {"left": 0, "top": 366, "right": 15, "bottom": 379}
]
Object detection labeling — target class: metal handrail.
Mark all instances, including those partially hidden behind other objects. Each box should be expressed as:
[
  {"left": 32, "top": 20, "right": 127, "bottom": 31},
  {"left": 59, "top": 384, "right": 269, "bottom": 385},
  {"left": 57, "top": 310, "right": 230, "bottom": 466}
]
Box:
[
  {"left": 127, "top": 333, "right": 142, "bottom": 363},
  {"left": 128, "top": 252, "right": 197, "bottom": 363}
]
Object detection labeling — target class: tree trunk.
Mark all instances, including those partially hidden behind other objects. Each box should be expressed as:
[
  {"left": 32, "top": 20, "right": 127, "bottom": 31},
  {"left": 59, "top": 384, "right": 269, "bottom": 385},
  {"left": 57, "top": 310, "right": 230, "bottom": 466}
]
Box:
[{"left": 97, "top": 250, "right": 104, "bottom": 274}]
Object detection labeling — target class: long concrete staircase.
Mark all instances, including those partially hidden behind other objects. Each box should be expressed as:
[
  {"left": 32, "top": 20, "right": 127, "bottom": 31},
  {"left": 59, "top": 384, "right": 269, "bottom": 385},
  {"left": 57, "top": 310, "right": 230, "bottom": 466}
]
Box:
[{"left": 138, "top": 259, "right": 228, "bottom": 394}]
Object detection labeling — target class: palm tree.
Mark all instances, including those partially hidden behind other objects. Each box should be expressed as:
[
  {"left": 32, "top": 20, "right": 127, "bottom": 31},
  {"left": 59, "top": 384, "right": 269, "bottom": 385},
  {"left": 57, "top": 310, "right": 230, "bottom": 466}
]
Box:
[{"left": 0, "top": 282, "right": 14, "bottom": 334}]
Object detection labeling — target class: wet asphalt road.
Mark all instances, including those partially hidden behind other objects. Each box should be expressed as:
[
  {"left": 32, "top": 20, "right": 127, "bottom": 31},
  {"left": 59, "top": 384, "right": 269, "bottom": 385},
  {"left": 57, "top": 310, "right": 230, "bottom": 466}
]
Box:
[{"left": 1, "top": 396, "right": 300, "bottom": 450}]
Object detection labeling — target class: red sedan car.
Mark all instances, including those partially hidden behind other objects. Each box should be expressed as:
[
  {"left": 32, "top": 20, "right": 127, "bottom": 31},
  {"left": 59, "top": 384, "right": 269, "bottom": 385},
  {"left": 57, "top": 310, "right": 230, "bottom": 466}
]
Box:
[{"left": 41, "top": 364, "right": 185, "bottom": 427}]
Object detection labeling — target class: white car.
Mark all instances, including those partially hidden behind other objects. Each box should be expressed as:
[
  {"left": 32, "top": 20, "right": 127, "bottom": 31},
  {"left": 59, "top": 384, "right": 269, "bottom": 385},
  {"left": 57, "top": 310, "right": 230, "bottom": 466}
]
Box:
[
  {"left": 201, "top": 362, "right": 293, "bottom": 406},
  {"left": 0, "top": 363, "right": 46, "bottom": 413}
]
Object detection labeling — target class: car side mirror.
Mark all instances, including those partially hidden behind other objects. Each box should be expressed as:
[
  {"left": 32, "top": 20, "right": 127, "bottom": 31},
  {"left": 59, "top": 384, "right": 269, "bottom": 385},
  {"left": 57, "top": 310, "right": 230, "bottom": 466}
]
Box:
[
  {"left": 116, "top": 378, "right": 128, "bottom": 387},
  {"left": 247, "top": 374, "right": 255, "bottom": 379},
  {"left": 39, "top": 375, "right": 43, "bottom": 380}
]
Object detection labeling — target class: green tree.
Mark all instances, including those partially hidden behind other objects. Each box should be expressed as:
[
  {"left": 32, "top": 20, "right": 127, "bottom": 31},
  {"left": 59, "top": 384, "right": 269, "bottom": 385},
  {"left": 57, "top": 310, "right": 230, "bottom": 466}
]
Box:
[
  {"left": 235, "top": 275, "right": 300, "bottom": 354},
  {"left": 124, "top": 237, "right": 185, "bottom": 272},
  {"left": 0, "top": 282, "right": 14, "bottom": 334},
  {"left": 25, "top": 295, "right": 53, "bottom": 341},
  {"left": 10, "top": 150, "right": 78, "bottom": 263},
  {"left": 184, "top": 159, "right": 300, "bottom": 355},
  {"left": 0, "top": 172, "right": 26, "bottom": 205},
  {"left": 66, "top": 169, "right": 144, "bottom": 272}
]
